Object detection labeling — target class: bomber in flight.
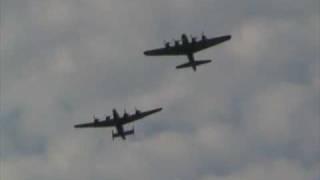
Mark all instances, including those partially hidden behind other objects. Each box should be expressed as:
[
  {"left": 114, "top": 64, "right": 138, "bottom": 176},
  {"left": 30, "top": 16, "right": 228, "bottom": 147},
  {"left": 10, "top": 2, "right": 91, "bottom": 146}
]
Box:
[
  {"left": 144, "top": 33, "right": 231, "bottom": 71},
  {"left": 74, "top": 107, "right": 162, "bottom": 140}
]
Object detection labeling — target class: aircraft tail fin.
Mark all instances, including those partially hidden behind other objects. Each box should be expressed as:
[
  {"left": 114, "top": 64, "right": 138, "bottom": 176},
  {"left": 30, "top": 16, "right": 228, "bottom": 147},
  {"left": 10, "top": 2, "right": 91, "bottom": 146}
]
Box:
[{"left": 176, "top": 60, "right": 212, "bottom": 71}]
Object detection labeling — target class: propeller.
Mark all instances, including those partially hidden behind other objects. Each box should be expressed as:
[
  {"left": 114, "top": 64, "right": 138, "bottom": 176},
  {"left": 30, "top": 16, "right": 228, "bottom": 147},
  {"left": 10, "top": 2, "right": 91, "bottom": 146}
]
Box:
[
  {"left": 112, "top": 130, "right": 115, "bottom": 141},
  {"left": 93, "top": 115, "right": 99, "bottom": 123},
  {"left": 201, "top": 32, "right": 207, "bottom": 40},
  {"left": 164, "top": 40, "right": 170, "bottom": 48},
  {"left": 173, "top": 39, "right": 180, "bottom": 46},
  {"left": 190, "top": 35, "right": 197, "bottom": 43},
  {"left": 123, "top": 109, "right": 129, "bottom": 118},
  {"left": 135, "top": 107, "right": 141, "bottom": 114}
]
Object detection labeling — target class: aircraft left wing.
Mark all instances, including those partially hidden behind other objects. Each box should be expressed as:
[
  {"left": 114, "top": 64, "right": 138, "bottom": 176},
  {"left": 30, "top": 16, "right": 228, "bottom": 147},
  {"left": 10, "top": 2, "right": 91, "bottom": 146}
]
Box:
[
  {"left": 74, "top": 121, "right": 115, "bottom": 128},
  {"left": 144, "top": 46, "right": 186, "bottom": 56},
  {"left": 191, "top": 35, "right": 231, "bottom": 53}
]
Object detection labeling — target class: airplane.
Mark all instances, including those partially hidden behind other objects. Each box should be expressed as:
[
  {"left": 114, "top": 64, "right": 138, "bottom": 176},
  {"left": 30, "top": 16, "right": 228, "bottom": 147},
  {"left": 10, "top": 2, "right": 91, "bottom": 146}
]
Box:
[
  {"left": 144, "top": 33, "right": 231, "bottom": 71},
  {"left": 74, "top": 107, "right": 162, "bottom": 140}
]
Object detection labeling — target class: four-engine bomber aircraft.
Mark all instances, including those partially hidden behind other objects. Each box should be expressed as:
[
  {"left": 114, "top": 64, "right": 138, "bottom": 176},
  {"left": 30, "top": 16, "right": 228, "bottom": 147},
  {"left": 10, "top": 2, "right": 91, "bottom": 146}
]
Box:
[
  {"left": 74, "top": 33, "right": 231, "bottom": 141},
  {"left": 74, "top": 107, "right": 162, "bottom": 140},
  {"left": 144, "top": 33, "right": 231, "bottom": 71}
]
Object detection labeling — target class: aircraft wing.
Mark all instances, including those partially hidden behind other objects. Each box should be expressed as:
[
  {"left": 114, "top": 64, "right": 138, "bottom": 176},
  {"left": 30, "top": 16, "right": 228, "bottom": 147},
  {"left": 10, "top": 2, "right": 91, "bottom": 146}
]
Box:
[
  {"left": 74, "top": 121, "right": 115, "bottom": 128},
  {"left": 124, "top": 108, "right": 162, "bottom": 124},
  {"left": 192, "top": 35, "right": 231, "bottom": 53},
  {"left": 144, "top": 46, "right": 186, "bottom": 56}
]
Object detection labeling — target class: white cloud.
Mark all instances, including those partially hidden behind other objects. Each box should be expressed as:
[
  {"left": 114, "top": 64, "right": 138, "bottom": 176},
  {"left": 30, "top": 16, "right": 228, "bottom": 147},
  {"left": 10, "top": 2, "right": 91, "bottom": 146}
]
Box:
[
  {"left": 1, "top": 0, "right": 319, "bottom": 180},
  {"left": 243, "top": 82, "right": 308, "bottom": 145},
  {"left": 202, "top": 159, "right": 319, "bottom": 180}
]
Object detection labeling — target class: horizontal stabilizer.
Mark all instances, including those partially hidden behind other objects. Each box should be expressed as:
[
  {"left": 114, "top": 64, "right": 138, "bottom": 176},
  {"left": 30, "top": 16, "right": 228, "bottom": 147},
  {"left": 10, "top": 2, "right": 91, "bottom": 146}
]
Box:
[
  {"left": 176, "top": 60, "right": 212, "bottom": 71},
  {"left": 123, "top": 129, "right": 135, "bottom": 136},
  {"left": 193, "top": 59, "right": 212, "bottom": 66},
  {"left": 112, "top": 129, "right": 135, "bottom": 140}
]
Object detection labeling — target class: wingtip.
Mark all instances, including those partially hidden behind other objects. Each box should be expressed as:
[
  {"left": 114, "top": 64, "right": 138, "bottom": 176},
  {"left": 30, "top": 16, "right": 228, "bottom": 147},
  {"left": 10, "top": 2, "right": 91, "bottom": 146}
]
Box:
[
  {"left": 74, "top": 124, "right": 84, "bottom": 128},
  {"left": 154, "top": 107, "right": 163, "bottom": 112},
  {"left": 143, "top": 51, "right": 149, "bottom": 56}
]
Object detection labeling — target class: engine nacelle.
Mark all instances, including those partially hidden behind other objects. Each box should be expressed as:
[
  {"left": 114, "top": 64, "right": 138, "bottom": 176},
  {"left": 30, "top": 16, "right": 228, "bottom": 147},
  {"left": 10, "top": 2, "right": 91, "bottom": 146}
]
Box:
[
  {"left": 135, "top": 110, "right": 141, "bottom": 115},
  {"left": 201, "top": 34, "right": 207, "bottom": 42},
  {"left": 192, "top": 37, "right": 197, "bottom": 44},
  {"left": 165, "top": 42, "right": 170, "bottom": 48},
  {"left": 174, "top": 40, "right": 180, "bottom": 46},
  {"left": 93, "top": 116, "right": 99, "bottom": 124}
]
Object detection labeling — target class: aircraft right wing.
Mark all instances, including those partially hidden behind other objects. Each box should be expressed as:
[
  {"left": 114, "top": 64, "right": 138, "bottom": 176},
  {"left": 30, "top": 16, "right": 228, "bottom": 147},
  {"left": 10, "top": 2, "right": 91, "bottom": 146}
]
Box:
[
  {"left": 144, "top": 46, "right": 187, "bottom": 56},
  {"left": 74, "top": 120, "right": 115, "bottom": 128},
  {"left": 124, "top": 108, "right": 162, "bottom": 124},
  {"left": 191, "top": 35, "right": 231, "bottom": 53}
]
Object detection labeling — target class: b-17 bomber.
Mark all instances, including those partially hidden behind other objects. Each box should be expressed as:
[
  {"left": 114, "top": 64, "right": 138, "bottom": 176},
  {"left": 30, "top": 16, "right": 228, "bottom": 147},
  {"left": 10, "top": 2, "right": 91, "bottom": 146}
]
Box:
[
  {"left": 144, "top": 33, "right": 231, "bottom": 71},
  {"left": 74, "top": 107, "right": 162, "bottom": 140}
]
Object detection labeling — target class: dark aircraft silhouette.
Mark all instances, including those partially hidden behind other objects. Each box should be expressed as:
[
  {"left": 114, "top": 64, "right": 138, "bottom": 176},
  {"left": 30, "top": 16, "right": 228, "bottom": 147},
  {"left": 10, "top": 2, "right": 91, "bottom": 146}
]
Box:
[
  {"left": 144, "top": 33, "right": 231, "bottom": 71},
  {"left": 74, "top": 107, "right": 162, "bottom": 140}
]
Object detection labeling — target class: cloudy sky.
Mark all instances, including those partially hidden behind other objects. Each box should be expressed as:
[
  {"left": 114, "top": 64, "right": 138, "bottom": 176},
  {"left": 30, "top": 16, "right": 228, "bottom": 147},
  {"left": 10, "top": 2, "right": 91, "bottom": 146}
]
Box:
[{"left": 0, "top": 0, "right": 319, "bottom": 179}]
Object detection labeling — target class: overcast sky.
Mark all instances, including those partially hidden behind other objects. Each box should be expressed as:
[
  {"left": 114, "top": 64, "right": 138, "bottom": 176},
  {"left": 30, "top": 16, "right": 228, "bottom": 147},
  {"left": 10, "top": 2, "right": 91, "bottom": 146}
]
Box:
[{"left": 0, "top": 0, "right": 319, "bottom": 179}]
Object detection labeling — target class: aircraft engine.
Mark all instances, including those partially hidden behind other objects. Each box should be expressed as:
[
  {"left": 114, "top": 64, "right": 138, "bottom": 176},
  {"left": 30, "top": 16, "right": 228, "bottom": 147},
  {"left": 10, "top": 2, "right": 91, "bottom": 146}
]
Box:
[
  {"left": 93, "top": 116, "right": 99, "bottom": 123},
  {"left": 201, "top": 32, "right": 207, "bottom": 41},
  {"left": 135, "top": 108, "right": 141, "bottom": 115},
  {"left": 191, "top": 37, "right": 197, "bottom": 43},
  {"left": 164, "top": 41, "right": 170, "bottom": 48}
]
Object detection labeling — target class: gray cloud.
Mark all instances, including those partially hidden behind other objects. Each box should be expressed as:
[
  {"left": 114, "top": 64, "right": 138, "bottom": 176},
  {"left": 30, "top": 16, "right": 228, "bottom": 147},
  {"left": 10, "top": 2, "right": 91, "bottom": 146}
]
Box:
[{"left": 1, "top": 0, "right": 319, "bottom": 179}]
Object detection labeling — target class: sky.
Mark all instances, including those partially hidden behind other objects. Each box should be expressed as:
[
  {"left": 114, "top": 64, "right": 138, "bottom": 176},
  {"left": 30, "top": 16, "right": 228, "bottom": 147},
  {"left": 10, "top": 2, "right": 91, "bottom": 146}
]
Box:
[{"left": 0, "top": 0, "right": 319, "bottom": 179}]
